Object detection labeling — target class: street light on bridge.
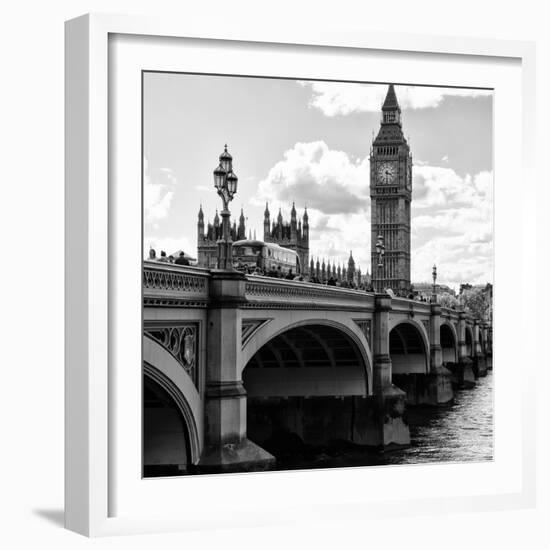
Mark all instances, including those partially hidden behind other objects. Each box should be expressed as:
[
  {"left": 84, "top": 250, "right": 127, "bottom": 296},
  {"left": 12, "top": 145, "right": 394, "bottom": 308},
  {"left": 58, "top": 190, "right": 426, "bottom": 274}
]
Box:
[
  {"left": 375, "top": 234, "right": 385, "bottom": 293},
  {"left": 213, "top": 145, "right": 239, "bottom": 270},
  {"left": 432, "top": 263, "right": 438, "bottom": 303}
]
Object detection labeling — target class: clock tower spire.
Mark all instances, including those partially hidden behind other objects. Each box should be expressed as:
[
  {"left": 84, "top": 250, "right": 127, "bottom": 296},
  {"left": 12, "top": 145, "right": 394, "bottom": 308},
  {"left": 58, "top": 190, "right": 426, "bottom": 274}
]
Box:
[{"left": 370, "top": 84, "right": 412, "bottom": 294}]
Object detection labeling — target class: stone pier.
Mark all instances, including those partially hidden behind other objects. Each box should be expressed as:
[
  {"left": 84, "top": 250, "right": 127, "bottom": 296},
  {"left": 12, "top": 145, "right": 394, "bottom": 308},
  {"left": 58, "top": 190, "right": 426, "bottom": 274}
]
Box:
[
  {"left": 363, "top": 294, "right": 410, "bottom": 447},
  {"left": 198, "top": 270, "right": 275, "bottom": 473},
  {"left": 449, "top": 311, "right": 476, "bottom": 388},
  {"left": 472, "top": 319, "right": 488, "bottom": 378}
]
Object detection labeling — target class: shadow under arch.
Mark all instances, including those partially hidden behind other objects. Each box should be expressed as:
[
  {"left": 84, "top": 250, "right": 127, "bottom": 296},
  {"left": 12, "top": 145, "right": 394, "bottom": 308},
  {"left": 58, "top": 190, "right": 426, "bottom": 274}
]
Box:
[
  {"left": 241, "top": 317, "right": 372, "bottom": 394},
  {"left": 389, "top": 320, "right": 430, "bottom": 376},
  {"left": 242, "top": 322, "right": 371, "bottom": 453},
  {"left": 143, "top": 363, "right": 201, "bottom": 475},
  {"left": 440, "top": 321, "right": 458, "bottom": 364}
]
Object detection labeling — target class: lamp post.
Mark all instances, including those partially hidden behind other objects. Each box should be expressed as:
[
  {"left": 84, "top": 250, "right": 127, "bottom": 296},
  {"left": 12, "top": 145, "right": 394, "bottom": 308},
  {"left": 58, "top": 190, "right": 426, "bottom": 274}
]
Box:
[
  {"left": 213, "top": 144, "right": 238, "bottom": 270},
  {"left": 432, "top": 264, "right": 437, "bottom": 303},
  {"left": 375, "top": 234, "right": 385, "bottom": 293}
]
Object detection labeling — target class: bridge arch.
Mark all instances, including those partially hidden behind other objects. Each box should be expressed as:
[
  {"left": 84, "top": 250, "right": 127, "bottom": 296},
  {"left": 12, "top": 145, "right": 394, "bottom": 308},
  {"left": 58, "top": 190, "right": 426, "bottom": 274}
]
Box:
[
  {"left": 143, "top": 336, "right": 202, "bottom": 467},
  {"left": 389, "top": 320, "right": 430, "bottom": 375},
  {"left": 441, "top": 320, "right": 458, "bottom": 364},
  {"left": 242, "top": 320, "right": 371, "bottom": 452},
  {"left": 241, "top": 316, "right": 372, "bottom": 393}
]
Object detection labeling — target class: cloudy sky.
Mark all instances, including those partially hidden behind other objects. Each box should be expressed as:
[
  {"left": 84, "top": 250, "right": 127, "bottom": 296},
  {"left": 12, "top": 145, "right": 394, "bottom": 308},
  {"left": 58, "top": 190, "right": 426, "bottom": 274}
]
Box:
[{"left": 143, "top": 73, "right": 493, "bottom": 291}]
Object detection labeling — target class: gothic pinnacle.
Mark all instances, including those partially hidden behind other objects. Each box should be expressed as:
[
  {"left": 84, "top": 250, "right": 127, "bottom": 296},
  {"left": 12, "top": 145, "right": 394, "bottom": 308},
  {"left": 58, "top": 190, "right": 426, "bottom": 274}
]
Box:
[{"left": 382, "top": 84, "right": 400, "bottom": 111}]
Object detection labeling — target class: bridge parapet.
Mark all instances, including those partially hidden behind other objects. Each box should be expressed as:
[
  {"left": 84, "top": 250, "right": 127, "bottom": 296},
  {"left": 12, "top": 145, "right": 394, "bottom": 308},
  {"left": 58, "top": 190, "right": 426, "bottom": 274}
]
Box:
[
  {"left": 244, "top": 274, "right": 375, "bottom": 310},
  {"left": 143, "top": 261, "right": 211, "bottom": 307},
  {"left": 390, "top": 296, "right": 432, "bottom": 317}
]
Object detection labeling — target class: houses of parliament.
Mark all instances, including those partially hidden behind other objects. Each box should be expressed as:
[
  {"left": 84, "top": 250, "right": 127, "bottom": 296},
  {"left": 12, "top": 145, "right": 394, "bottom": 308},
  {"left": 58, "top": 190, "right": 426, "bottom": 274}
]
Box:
[
  {"left": 197, "top": 202, "right": 310, "bottom": 274},
  {"left": 197, "top": 202, "right": 368, "bottom": 286}
]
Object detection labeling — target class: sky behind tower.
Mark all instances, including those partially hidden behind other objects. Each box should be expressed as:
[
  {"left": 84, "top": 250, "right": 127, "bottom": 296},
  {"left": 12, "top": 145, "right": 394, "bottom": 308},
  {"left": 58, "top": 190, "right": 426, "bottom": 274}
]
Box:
[{"left": 143, "top": 73, "right": 493, "bottom": 291}]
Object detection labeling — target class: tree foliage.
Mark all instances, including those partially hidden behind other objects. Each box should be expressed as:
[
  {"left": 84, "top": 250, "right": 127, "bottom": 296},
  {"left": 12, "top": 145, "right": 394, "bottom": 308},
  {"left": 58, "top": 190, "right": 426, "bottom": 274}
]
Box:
[
  {"left": 461, "top": 287, "right": 491, "bottom": 320},
  {"left": 439, "top": 292, "right": 460, "bottom": 309}
]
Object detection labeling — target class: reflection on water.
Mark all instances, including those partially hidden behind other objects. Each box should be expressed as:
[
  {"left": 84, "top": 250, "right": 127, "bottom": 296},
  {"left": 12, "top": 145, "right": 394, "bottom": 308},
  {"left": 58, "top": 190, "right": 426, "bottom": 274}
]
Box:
[{"left": 275, "top": 371, "right": 494, "bottom": 471}]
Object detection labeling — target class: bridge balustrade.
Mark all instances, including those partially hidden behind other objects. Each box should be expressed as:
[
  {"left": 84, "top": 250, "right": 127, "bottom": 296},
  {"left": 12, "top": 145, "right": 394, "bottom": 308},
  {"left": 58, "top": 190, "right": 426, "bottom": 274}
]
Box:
[
  {"left": 244, "top": 274, "right": 375, "bottom": 310},
  {"left": 143, "top": 261, "right": 211, "bottom": 307},
  {"left": 390, "top": 296, "right": 432, "bottom": 316}
]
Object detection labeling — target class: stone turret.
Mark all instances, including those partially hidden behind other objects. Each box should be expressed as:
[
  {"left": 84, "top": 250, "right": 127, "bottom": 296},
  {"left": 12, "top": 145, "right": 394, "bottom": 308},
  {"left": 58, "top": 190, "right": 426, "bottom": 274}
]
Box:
[
  {"left": 263, "top": 203, "right": 270, "bottom": 240},
  {"left": 238, "top": 208, "right": 246, "bottom": 240},
  {"left": 264, "top": 204, "right": 310, "bottom": 274},
  {"left": 197, "top": 204, "right": 204, "bottom": 241},
  {"left": 347, "top": 251, "right": 356, "bottom": 283}
]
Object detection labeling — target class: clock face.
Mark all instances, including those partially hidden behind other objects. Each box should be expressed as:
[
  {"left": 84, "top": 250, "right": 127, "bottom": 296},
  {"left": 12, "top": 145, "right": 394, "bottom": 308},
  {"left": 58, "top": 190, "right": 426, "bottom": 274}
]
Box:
[{"left": 377, "top": 162, "right": 396, "bottom": 184}]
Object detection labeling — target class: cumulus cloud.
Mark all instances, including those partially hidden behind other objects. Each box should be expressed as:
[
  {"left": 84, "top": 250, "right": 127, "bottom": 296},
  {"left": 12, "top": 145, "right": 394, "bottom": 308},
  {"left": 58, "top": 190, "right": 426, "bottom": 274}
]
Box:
[
  {"left": 412, "top": 167, "right": 493, "bottom": 211},
  {"left": 411, "top": 168, "right": 493, "bottom": 289},
  {"left": 307, "top": 211, "right": 372, "bottom": 272},
  {"left": 299, "top": 82, "right": 492, "bottom": 117},
  {"left": 255, "top": 141, "right": 369, "bottom": 214},
  {"left": 144, "top": 158, "right": 176, "bottom": 227}
]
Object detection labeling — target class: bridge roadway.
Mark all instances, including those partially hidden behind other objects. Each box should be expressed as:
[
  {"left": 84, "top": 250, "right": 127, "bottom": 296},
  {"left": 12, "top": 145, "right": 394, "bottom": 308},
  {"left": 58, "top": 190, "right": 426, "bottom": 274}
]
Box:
[{"left": 142, "top": 262, "right": 492, "bottom": 474}]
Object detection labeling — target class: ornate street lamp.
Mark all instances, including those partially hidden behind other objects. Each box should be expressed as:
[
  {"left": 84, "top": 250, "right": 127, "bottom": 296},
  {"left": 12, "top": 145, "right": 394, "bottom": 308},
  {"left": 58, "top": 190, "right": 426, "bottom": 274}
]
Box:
[
  {"left": 432, "top": 264, "right": 437, "bottom": 303},
  {"left": 375, "top": 234, "right": 385, "bottom": 293},
  {"left": 213, "top": 144, "right": 238, "bottom": 270}
]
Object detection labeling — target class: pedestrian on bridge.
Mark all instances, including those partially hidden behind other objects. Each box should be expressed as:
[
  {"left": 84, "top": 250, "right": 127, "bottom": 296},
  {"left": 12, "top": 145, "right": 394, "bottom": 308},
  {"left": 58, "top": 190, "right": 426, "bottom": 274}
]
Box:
[{"left": 175, "top": 252, "right": 190, "bottom": 266}]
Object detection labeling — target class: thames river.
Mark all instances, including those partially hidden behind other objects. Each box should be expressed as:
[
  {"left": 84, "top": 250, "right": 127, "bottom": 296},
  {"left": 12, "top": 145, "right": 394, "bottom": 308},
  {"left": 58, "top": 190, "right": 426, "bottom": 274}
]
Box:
[{"left": 274, "top": 371, "right": 494, "bottom": 471}]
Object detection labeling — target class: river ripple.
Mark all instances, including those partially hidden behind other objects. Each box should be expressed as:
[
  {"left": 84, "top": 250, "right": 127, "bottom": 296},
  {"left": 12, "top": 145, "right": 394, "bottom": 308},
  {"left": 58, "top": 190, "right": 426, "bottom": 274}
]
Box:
[
  {"left": 384, "top": 370, "right": 494, "bottom": 465},
  {"left": 274, "top": 371, "right": 494, "bottom": 471}
]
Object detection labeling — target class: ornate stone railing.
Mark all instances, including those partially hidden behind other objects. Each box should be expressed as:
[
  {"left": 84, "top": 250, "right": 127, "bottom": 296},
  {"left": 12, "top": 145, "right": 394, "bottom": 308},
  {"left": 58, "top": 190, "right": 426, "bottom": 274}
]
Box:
[
  {"left": 143, "top": 261, "right": 210, "bottom": 307},
  {"left": 141, "top": 264, "right": 482, "bottom": 324},
  {"left": 391, "top": 296, "right": 432, "bottom": 317},
  {"left": 244, "top": 274, "right": 375, "bottom": 310}
]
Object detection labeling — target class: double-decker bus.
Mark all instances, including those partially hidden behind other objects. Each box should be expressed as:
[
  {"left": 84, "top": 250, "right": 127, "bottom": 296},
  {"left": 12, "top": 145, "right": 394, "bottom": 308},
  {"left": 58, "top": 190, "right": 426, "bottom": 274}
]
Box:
[{"left": 232, "top": 239, "right": 301, "bottom": 276}]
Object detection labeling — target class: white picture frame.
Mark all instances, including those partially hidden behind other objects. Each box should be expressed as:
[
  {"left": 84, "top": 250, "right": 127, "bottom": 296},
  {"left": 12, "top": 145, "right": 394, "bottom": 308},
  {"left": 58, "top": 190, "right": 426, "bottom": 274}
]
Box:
[{"left": 65, "top": 13, "right": 537, "bottom": 537}]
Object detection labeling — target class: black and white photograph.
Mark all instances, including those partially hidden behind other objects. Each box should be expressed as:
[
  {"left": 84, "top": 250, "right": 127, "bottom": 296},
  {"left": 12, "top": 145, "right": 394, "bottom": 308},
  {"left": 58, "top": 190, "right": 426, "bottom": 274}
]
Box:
[{"left": 142, "top": 73, "right": 494, "bottom": 477}]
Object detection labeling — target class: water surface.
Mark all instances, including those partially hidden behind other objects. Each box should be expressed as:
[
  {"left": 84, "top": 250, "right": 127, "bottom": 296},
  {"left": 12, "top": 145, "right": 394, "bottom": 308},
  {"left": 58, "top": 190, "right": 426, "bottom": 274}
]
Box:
[{"left": 274, "top": 371, "right": 494, "bottom": 471}]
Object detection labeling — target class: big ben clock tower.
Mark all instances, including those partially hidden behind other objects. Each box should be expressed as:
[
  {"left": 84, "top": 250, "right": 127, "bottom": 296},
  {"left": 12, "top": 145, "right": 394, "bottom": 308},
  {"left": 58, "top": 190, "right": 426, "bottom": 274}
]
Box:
[{"left": 370, "top": 84, "right": 412, "bottom": 294}]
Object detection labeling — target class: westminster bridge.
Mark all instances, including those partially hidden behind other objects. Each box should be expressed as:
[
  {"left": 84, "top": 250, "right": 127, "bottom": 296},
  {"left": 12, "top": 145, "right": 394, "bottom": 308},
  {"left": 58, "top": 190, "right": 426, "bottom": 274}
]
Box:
[{"left": 142, "top": 261, "right": 492, "bottom": 474}]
